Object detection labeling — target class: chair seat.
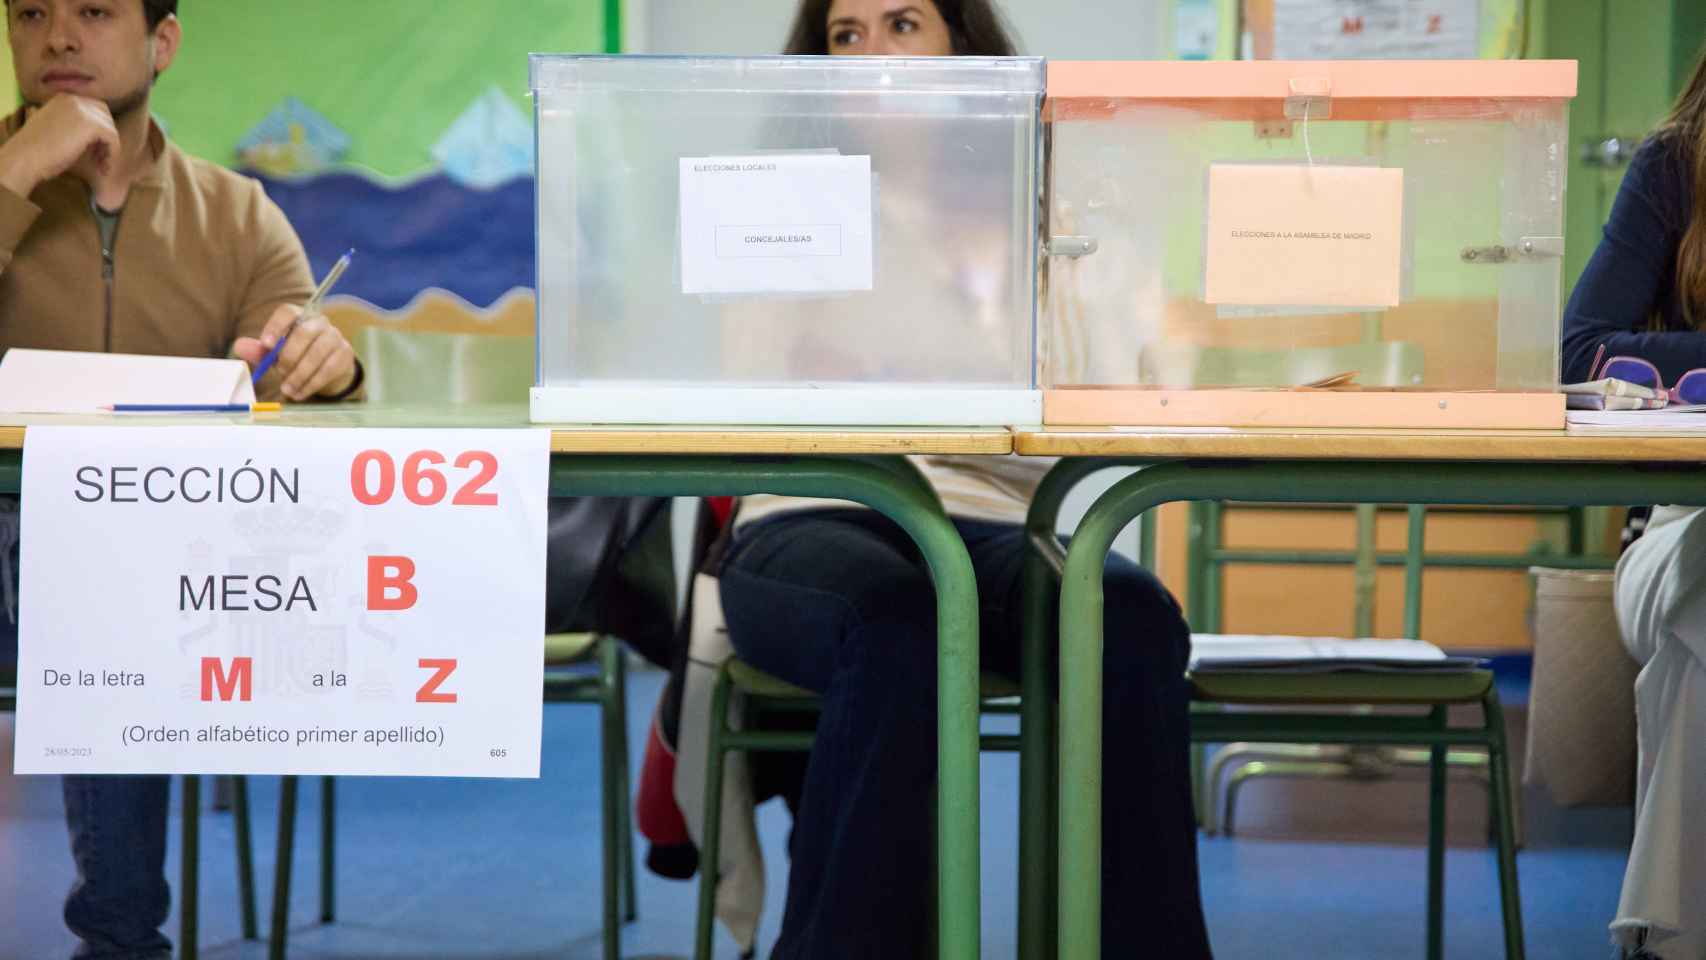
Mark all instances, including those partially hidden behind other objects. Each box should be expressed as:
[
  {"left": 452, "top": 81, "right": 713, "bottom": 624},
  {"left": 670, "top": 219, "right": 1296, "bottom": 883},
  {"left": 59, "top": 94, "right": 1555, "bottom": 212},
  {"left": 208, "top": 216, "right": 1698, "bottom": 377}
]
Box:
[
  {"left": 544, "top": 632, "right": 600, "bottom": 666},
  {"left": 728, "top": 658, "right": 1022, "bottom": 701},
  {"left": 1190, "top": 669, "right": 1494, "bottom": 706}
]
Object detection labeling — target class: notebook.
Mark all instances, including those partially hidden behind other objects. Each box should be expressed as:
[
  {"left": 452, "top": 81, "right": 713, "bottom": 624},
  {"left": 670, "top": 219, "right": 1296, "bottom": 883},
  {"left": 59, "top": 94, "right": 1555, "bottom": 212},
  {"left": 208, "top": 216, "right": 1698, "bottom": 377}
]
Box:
[{"left": 1189, "top": 635, "right": 1483, "bottom": 674}]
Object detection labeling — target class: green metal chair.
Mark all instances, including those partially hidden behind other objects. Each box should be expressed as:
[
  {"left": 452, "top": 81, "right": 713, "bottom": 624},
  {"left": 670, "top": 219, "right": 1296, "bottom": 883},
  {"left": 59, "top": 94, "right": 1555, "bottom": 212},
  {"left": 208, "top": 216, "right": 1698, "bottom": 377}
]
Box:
[
  {"left": 1181, "top": 504, "right": 1546, "bottom": 959},
  {"left": 0, "top": 666, "right": 260, "bottom": 960},
  {"left": 1187, "top": 499, "right": 1614, "bottom": 836},
  {"left": 692, "top": 658, "right": 1033, "bottom": 960},
  {"left": 1028, "top": 460, "right": 1545, "bottom": 960},
  {"left": 1155, "top": 338, "right": 1613, "bottom": 836},
  {"left": 1189, "top": 669, "right": 1523, "bottom": 960},
  {"left": 265, "top": 631, "right": 638, "bottom": 960}
]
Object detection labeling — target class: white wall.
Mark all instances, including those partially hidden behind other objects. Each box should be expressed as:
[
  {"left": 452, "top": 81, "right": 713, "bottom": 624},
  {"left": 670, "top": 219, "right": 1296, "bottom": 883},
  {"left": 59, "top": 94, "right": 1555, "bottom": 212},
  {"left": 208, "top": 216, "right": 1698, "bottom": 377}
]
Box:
[{"left": 631, "top": 0, "right": 1163, "bottom": 58}]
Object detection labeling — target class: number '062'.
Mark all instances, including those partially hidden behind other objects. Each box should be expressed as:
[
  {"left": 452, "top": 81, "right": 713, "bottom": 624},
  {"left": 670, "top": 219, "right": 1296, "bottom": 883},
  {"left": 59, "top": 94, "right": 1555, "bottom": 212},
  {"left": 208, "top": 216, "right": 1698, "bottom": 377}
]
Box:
[{"left": 349, "top": 450, "right": 499, "bottom": 507}]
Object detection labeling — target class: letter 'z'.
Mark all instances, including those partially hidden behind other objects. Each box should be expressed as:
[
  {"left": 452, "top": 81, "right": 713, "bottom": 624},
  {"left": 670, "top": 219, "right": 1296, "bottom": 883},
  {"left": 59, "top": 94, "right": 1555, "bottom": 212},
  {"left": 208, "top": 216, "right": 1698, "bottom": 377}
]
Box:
[{"left": 416, "top": 658, "right": 457, "bottom": 703}]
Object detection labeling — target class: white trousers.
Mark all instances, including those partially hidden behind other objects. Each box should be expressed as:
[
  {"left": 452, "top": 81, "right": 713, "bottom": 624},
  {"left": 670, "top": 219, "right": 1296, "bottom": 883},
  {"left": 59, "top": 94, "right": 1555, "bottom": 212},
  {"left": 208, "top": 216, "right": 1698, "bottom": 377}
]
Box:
[{"left": 1613, "top": 506, "right": 1706, "bottom": 959}]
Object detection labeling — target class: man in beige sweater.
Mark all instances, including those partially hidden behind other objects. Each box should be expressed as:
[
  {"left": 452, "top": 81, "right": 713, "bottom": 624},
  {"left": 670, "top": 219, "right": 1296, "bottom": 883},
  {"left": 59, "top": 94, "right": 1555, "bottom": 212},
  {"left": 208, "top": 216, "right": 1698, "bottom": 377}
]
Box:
[{"left": 0, "top": 2, "right": 362, "bottom": 956}]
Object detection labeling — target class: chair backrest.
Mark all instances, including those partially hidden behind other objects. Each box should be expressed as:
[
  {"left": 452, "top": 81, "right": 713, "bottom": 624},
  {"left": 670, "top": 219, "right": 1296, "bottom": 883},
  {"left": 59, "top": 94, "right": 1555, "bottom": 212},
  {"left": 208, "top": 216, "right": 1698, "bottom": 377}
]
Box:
[
  {"left": 324, "top": 293, "right": 534, "bottom": 404},
  {"left": 1140, "top": 340, "right": 1424, "bottom": 389}
]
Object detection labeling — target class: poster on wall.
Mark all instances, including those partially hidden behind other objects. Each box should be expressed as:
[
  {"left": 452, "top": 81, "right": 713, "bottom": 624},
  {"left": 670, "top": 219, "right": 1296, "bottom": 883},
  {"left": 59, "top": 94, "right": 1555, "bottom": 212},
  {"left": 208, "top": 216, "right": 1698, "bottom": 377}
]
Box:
[
  {"left": 1271, "top": 0, "right": 1480, "bottom": 59},
  {"left": 1176, "top": 0, "right": 1220, "bottom": 60}
]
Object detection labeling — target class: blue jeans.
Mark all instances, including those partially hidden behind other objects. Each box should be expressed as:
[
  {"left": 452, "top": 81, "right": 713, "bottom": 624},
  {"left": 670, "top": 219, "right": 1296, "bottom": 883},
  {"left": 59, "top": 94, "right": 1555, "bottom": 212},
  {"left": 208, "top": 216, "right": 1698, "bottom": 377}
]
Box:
[
  {"left": 61, "top": 776, "right": 173, "bottom": 959},
  {"left": 0, "top": 538, "right": 172, "bottom": 960},
  {"left": 719, "top": 509, "right": 1212, "bottom": 960}
]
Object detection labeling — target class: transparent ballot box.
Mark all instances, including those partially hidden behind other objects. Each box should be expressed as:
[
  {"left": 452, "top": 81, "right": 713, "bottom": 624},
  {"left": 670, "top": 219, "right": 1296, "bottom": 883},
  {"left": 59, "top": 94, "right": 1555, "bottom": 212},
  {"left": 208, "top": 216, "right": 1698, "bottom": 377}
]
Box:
[
  {"left": 531, "top": 54, "right": 1044, "bottom": 425},
  {"left": 1040, "top": 60, "right": 1576, "bottom": 429}
]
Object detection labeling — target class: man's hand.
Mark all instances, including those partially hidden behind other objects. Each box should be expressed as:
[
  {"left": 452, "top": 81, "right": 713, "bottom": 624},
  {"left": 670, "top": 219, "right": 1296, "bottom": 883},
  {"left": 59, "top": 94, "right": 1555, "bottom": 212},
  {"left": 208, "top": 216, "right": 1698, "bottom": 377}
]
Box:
[
  {"left": 233, "top": 304, "right": 359, "bottom": 401},
  {"left": 0, "top": 95, "right": 124, "bottom": 209}
]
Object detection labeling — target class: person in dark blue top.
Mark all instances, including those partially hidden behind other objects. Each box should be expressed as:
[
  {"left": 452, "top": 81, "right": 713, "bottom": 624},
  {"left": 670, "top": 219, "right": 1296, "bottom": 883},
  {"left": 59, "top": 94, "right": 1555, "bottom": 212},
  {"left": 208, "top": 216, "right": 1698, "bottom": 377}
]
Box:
[{"left": 1560, "top": 64, "right": 1704, "bottom": 385}]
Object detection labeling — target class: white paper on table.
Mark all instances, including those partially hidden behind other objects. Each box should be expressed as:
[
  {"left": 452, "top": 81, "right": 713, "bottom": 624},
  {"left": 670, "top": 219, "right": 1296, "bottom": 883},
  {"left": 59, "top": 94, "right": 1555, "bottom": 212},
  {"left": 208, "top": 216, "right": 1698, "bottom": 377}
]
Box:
[
  {"left": 678, "top": 154, "right": 874, "bottom": 296},
  {"left": 1567, "top": 408, "right": 1706, "bottom": 433},
  {"left": 0, "top": 349, "right": 256, "bottom": 413},
  {"left": 1190, "top": 634, "right": 1482, "bottom": 673}
]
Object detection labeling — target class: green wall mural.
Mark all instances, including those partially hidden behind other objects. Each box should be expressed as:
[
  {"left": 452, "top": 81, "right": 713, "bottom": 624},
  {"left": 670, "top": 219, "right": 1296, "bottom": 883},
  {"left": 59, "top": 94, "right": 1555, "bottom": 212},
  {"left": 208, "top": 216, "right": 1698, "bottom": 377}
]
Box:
[{"left": 146, "top": 0, "right": 608, "bottom": 178}]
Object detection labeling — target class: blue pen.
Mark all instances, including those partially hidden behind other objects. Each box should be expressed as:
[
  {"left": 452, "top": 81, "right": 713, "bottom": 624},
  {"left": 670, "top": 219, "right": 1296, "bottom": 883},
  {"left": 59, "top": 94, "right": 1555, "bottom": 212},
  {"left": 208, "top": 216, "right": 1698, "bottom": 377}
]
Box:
[
  {"left": 105, "top": 403, "right": 283, "bottom": 413},
  {"left": 251, "top": 248, "right": 354, "bottom": 385}
]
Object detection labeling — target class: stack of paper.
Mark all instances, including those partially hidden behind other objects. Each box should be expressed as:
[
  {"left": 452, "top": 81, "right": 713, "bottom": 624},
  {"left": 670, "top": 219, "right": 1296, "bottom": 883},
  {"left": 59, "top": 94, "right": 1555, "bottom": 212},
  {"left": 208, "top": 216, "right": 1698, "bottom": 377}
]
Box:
[
  {"left": 1189, "top": 634, "right": 1483, "bottom": 674},
  {"left": 1566, "top": 407, "right": 1706, "bottom": 432},
  {"left": 0, "top": 349, "right": 255, "bottom": 414}
]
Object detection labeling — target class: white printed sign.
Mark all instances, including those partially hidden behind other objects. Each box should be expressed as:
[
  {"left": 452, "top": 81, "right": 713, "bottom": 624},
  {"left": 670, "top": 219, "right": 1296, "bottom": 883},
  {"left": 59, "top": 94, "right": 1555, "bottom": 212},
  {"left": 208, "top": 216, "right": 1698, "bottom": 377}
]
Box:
[
  {"left": 678, "top": 154, "right": 874, "bottom": 296},
  {"left": 12, "top": 426, "right": 551, "bottom": 778},
  {"left": 1203, "top": 163, "right": 1405, "bottom": 308},
  {"left": 1272, "top": 0, "right": 1480, "bottom": 60}
]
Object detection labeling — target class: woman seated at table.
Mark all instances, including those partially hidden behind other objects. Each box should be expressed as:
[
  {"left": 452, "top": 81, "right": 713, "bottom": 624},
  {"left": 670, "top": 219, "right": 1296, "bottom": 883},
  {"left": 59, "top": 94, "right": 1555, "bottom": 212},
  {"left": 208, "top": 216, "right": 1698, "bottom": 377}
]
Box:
[
  {"left": 1559, "top": 43, "right": 1706, "bottom": 960},
  {"left": 712, "top": 2, "right": 1213, "bottom": 958}
]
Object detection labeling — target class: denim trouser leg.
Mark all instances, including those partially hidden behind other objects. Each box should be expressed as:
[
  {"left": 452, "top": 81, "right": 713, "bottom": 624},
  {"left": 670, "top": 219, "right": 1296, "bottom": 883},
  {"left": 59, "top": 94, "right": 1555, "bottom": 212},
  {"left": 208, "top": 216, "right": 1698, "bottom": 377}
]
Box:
[
  {"left": 61, "top": 775, "right": 174, "bottom": 959},
  {"left": 718, "top": 509, "right": 1213, "bottom": 960},
  {"left": 720, "top": 510, "right": 939, "bottom": 959},
  {"left": 0, "top": 522, "right": 172, "bottom": 960}
]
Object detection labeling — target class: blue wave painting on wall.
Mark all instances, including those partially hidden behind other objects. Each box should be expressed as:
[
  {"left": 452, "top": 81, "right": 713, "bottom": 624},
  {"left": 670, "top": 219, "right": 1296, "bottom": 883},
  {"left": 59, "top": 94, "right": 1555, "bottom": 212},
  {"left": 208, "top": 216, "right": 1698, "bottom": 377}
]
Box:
[{"left": 255, "top": 171, "right": 535, "bottom": 312}]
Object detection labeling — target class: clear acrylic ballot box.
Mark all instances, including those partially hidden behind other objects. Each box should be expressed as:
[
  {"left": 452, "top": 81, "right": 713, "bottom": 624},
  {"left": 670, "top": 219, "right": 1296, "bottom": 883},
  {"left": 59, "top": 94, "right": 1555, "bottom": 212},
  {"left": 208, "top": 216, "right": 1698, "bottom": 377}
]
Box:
[
  {"left": 1040, "top": 60, "right": 1576, "bottom": 429},
  {"left": 530, "top": 55, "right": 1045, "bottom": 425}
]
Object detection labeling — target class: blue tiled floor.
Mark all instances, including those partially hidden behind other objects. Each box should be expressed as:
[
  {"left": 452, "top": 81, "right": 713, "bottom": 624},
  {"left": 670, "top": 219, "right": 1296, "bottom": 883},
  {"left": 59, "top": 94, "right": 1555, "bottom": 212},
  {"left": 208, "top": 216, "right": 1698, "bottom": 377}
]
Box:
[{"left": 1, "top": 667, "right": 1629, "bottom": 959}]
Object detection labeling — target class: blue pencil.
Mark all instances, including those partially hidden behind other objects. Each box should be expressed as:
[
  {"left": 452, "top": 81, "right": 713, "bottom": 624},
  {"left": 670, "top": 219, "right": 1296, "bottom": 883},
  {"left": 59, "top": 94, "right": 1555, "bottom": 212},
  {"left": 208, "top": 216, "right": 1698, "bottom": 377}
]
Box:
[{"left": 251, "top": 248, "right": 355, "bottom": 385}]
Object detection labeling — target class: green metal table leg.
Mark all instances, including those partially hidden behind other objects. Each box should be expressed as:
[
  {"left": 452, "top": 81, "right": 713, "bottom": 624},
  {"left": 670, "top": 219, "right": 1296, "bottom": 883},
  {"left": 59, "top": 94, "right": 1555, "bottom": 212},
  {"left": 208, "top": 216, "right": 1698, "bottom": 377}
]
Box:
[
  {"left": 1353, "top": 503, "right": 1378, "bottom": 638},
  {"left": 1485, "top": 690, "right": 1526, "bottom": 960},
  {"left": 320, "top": 777, "right": 335, "bottom": 924},
  {"left": 233, "top": 776, "right": 257, "bottom": 940},
  {"left": 1019, "top": 547, "right": 1057, "bottom": 960},
  {"left": 614, "top": 640, "right": 638, "bottom": 925},
  {"left": 1427, "top": 706, "right": 1448, "bottom": 960},
  {"left": 601, "top": 635, "right": 622, "bottom": 960},
  {"left": 1025, "top": 458, "right": 1142, "bottom": 960},
  {"left": 1405, "top": 506, "right": 1427, "bottom": 640},
  {"left": 271, "top": 776, "right": 298, "bottom": 960},
  {"left": 1056, "top": 458, "right": 1706, "bottom": 960},
  {"left": 550, "top": 454, "right": 980, "bottom": 960},
  {"left": 693, "top": 662, "right": 735, "bottom": 960},
  {"left": 1186, "top": 502, "right": 1209, "bottom": 629},
  {"left": 180, "top": 775, "right": 199, "bottom": 960},
  {"left": 1138, "top": 505, "right": 1157, "bottom": 572},
  {"left": 1202, "top": 501, "right": 1225, "bottom": 633}
]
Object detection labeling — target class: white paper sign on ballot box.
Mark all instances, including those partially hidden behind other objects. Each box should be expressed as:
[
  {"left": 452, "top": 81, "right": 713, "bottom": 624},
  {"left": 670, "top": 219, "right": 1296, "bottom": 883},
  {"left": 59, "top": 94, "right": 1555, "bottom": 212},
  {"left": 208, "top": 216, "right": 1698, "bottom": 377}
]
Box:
[{"left": 11, "top": 426, "right": 551, "bottom": 778}]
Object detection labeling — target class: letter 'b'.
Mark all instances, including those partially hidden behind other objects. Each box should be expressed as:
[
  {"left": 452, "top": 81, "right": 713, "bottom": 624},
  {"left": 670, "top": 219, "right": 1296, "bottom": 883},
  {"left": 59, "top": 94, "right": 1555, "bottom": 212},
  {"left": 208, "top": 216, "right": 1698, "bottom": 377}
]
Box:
[{"left": 367, "top": 556, "right": 418, "bottom": 611}]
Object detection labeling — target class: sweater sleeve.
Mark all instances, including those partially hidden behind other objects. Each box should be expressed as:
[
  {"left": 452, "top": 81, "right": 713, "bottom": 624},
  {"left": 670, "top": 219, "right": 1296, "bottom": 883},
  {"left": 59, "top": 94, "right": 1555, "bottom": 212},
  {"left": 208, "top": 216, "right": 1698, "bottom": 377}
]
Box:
[
  {"left": 1559, "top": 138, "right": 1701, "bottom": 383},
  {"left": 230, "top": 180, "right": 366, "bottom": 401},
  {"left": 0, "top": 183, "right": 42, "bottom": 274}
]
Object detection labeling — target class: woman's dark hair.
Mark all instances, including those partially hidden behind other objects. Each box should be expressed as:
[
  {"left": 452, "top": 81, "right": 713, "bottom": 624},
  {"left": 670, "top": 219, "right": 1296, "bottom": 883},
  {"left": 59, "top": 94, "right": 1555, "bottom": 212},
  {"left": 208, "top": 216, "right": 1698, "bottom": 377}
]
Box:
[
  {"left": 782, "top": 0, "right": 1017, "bottom": 56},
  {"left": 1659, "top": 40, "right": 1706, "bottom": 325}
]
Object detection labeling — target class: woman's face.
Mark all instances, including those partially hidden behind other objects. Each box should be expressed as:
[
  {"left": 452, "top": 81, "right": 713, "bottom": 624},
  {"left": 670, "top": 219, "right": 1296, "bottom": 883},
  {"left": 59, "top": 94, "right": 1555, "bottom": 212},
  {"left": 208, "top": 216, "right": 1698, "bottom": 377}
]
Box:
[{"left": 825, "top": 0, "right": 953, "bottom": 56}]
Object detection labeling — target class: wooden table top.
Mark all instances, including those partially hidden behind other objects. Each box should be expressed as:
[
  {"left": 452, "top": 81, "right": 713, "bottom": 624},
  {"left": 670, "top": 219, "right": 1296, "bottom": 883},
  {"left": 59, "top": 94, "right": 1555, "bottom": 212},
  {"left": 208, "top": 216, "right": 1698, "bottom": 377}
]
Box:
[
  {"left": 0, "top": 403, "right": 1015, "bottom": 456},
  {"left": 1013, "top": 426, "right": 1706, "bottom": 463},
  {"left": 13, "top": 405, "right": 1706, "bottom": 463}
]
